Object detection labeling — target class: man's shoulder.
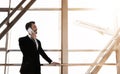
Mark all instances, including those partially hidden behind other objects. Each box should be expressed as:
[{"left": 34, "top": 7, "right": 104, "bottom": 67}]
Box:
[{"left": 19, "top": 35, "right": 28, "bottom": 41}]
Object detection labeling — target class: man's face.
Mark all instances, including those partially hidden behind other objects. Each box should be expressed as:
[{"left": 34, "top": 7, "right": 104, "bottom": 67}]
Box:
[{"left": 31, "top": 24, "right": 37, "bottom": 34}]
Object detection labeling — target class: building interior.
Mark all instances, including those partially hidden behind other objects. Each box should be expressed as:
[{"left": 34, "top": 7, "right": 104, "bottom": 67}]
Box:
[{"left": 0, "top": 0, "right": 120, "bottom": 74}]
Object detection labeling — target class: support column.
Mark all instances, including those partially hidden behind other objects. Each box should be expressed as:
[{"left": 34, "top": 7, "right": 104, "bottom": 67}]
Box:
[
  {"left": 116, "top": 43, "right": 120, "bottom": 74},
  {"left": 61, "top": 0, "right": 68, "bottom": 74}
]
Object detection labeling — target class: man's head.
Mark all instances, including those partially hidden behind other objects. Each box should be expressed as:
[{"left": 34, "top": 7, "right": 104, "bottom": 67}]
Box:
[{"left": 25, "top": 21, "right": 37, "bottom": 34}]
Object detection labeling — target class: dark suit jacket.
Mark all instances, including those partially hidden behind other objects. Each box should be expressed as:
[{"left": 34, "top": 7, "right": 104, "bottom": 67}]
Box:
[{"left": 19, "top": 35, "right": 52, "bottom": 74}]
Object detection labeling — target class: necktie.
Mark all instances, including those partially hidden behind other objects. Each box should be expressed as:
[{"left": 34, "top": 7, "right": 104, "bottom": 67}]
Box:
[
  {"left": 32, "top": 38, "right": 38, "bottom": 49},
  {"left": 34, "top": 39, "right": 38, "bottom": 49}
]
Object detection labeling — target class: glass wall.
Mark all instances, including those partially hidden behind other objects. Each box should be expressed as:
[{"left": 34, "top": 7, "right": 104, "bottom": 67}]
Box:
[
  {"left": 8, "top": 0, "right": 61, "bottom": 74},
  {"left": 0, "top": 12, "right": 8, "bottom": 48},
  {"left": 8, "top": 11, "right": 61, "bottom": 49},
  {"left": 0, "top": 0, "right": 120, "bottom": 74},
  {"left": 68, "top": 0, "right": 119, "bottom": 74},
  {"left": 0, "top": 0, "right": 61, "bottom": 74},
  {"left": 0, "top": 0, "right": 9, "bottom": 8}
]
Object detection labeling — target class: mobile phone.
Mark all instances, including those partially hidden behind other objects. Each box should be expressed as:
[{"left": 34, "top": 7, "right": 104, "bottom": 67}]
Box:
[{"left": 27, "top": 28, "right": 34, "bottom": 34}]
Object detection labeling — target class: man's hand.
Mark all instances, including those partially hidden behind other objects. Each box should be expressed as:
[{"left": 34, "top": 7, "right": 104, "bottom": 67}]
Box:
[{"left": 50, "top": 62, "right": 60, "bottom": 66}]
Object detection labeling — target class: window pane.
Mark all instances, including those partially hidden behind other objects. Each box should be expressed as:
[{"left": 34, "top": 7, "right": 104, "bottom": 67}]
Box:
[
  {"left": 0, "top": 0, "right": 61, "bottom": 8},
  {"left": 0, "top": 66, "right": 4, "bottom": 74},
  {"left": 0, "top": 35, "right": 6, "bottom": 48},
  {"left": 7, "top": 52, "right": 22, "bottom": 64},
  {"left": 0, "top": 36, "right": 6, "bottom": 48},
  {"left": 0, "top": 52, "right": 5, "bottom": 63},
  {"left": 68, "top": 0, "right": 115, "bottom": 8},
  {"left": 68, "top": 10, "right": 115, "bottom": 49},
  {"left": 10, "top": 0, "right": 61, "bottom": 8},
  {"left": 6, "top": 66, "right": 20, "bottom": 74},
  {"left": 68, "top": 66, "right": 89, "bottom": 74},
  {"left": 68, "top": 52, "right": 100, "bottom": 63},
  {"left": 42, "top": 66, "right": 60, "bottom": 74},
  {"left": 11, "top": 0, "right": 21, "bottom": 8},
  {"left": 0, "top": 0, "right": 9, "bottom": 7},
  {"left": 0, "top": 12, "right": 7, "bottom": 48},
  {"left": 69, "top": 66, "right": 116, "bottom": 74},
  {"left": 105, "top": 52, "right": 116, "bottom": 63},
  {"left": 8, "top": 11, "right": 61, "bottom": 49},
  {"left": 31, "top": 0, "right": 61, "bottom": 8},
  {"left": 0, "top": 12, "right": 7, "bottom": 23},
  {"left": 98, "top": 66, "right": 117, "bottom": 74}
]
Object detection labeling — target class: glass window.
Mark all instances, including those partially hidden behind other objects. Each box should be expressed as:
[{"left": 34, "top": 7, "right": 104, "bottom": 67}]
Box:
[
  {"left": 10, "top": 0, "right": 61, "bottom": 8},
  {"left": 0, "top": 0, "right": 9, "bottom": 8},
  {"left": 7, "top": 52, "right": 22, "bottom": 64},
  {"left": 0, "top": 12, "right": 7, "bottom": 23},
  {"left": 0, "top": 12, "right": 7, "bottom": 48},
  {"left": 6, "top": 66, "right": 20, "bottom": 74},
  {"left": 68, "top": 66, "right": 116, "bottom": 74},
  {"left": 105, "top": 52, "right": 116, "bottom": 63},
  {"left": 0, "top": 66, "right": 4, "bottom": 74},
  {"left": 8, "top": 11, "right": 61, "bottom": 49},
  {"left": 11, "top": 0, "right": 22, "bottom": 8},
  {"left": 69, "top": 66, "right": 89, "bottom": 74},
  {"left": 68, "top": 52, "right": 100, "bottom": 63},
  {"left": 42, "top": 66, "right": 60, "bottom": 74},
  {"left": 68, "top": 10, "right": 115, "bottom": 49},
  {"left": 31, "top": 0, "right": 61, "bottom": 8},
  {"left": 0, "top": 52, "right": 5, "bottom": 63},
  {"left": 0, "top": 36, "right": 6, "bottom": 48},
  {"left": 1, "top": 0, "right": 61, "bottom": 10},
  {"left": 68, "top": 0, "right": 115, "bottom": 8},
  {"left": 98, "top": 66, "right": 117, "bottom": 74},
  {"left": 68, "top": 0, "right": 118, "bottom": 74}
]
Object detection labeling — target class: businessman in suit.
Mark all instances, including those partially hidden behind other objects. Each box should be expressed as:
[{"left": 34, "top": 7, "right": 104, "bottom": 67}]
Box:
[{"left": 19, "top": 21, "right": 59, "bottom": 74}]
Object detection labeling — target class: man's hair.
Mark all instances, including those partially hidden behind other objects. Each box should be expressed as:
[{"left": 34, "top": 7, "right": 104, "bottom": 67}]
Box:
[{"left": 25, "top": 21, "right": 35, "bottom": 30}]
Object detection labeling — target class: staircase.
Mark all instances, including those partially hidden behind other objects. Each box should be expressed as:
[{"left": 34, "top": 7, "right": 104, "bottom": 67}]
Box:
[
  {"left": 86, "top": 28, "right": 120, "bottom": 74},
  {"left": 0, "top": 0, "right": 36, "bottom": 40}
]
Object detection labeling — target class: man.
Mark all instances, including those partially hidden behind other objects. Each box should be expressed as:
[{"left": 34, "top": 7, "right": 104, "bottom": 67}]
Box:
[{"left": 19, "top": 21, "right": 59, "bottom": 74}]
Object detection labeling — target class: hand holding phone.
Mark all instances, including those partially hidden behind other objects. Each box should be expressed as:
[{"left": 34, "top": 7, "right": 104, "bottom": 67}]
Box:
[
  {"left": 27, "top": 28, "right": 36, "bottom": 39},
  {"left": 27, "top": 28, "right": 35, "bottom": 34}
]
